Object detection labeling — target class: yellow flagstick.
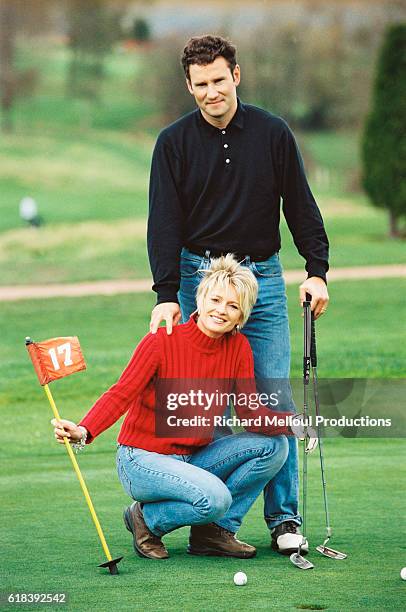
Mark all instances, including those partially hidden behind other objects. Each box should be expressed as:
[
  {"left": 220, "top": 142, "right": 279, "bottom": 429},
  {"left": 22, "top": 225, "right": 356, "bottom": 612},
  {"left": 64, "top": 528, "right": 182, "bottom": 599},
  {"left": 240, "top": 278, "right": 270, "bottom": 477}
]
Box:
[{"left": 27, "top": 338, "right": 122, "bottom": 574}]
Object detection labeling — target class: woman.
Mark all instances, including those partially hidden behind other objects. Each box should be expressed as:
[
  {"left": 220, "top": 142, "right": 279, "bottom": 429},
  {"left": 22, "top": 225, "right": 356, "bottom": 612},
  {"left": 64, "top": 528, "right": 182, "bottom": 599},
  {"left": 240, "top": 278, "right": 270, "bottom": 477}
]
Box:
[{"left": 53, "top": 255, "right": 297, "bottom": 560}]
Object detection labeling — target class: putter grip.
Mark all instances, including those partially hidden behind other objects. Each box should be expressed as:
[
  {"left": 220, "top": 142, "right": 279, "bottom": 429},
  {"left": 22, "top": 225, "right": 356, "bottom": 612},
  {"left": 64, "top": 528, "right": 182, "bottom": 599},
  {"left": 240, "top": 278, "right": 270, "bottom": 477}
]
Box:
[
  {"left": 311, "top": 315, "right": 317, "bottom": 367},
  {"left": 305, "top": 293, "right": 317, "bottom": 367}
]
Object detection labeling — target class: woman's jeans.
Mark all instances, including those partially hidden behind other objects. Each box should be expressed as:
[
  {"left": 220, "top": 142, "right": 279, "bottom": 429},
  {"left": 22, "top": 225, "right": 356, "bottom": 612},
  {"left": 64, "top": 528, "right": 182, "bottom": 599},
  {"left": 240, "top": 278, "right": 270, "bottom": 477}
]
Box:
[
  {"left": 117, "top": 433, "right": 288, "bottom": 536},
  {"left": 178, "top": 247, "right": 301, "bottom": 529}
]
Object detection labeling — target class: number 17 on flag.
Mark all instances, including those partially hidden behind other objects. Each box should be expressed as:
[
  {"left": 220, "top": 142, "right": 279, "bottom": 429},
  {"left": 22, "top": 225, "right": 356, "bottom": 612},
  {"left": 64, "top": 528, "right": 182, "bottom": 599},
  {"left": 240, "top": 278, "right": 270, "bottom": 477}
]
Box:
[
  {"left": 26, "top": 336, "right": 86, "bottom": 384},
  {"left": 26, "top": 336, "right": 123, "bottom": 575}
]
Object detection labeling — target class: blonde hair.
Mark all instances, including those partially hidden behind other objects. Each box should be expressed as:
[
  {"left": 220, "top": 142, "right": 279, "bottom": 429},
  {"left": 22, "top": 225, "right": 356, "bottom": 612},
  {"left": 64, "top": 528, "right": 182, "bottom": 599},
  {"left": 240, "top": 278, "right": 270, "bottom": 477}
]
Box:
[{"left": 196, "top": 254, "right": 258, "bottom": 327}]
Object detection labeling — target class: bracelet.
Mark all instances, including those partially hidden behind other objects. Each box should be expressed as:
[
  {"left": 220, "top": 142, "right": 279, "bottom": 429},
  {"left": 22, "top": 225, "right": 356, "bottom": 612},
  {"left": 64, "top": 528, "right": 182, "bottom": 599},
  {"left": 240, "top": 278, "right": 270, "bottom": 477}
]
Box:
[{"left": 71, "top": 426, "right": 88, "bottom": 453}]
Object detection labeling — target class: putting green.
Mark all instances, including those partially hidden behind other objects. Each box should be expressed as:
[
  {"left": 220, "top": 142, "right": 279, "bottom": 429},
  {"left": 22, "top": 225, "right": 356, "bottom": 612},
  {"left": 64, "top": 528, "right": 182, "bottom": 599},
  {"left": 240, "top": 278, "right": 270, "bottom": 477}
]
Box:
[{"left": 1, "top": 280, "right": 405, "bottom": 610}]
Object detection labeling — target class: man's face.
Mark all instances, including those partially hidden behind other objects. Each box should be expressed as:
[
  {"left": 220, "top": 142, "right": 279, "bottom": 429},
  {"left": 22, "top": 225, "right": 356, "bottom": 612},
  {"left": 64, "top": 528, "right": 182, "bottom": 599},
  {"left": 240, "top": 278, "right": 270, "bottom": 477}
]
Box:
[{"left": 187, "top": 56, "right": 240, "bottom": 124}]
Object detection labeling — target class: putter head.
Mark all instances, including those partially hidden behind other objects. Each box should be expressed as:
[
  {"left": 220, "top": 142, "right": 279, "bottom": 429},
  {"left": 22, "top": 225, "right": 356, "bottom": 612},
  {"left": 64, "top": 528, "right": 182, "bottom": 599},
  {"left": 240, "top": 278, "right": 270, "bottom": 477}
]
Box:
[
  {"left": 98, "top": 556, "right": 124, "bottom": 575},
  {"left": 316, "top": 545, "right": 347, "bottom": 560},
  {"left": 290, "top": 552, "right": 314, "bottom": 570}
]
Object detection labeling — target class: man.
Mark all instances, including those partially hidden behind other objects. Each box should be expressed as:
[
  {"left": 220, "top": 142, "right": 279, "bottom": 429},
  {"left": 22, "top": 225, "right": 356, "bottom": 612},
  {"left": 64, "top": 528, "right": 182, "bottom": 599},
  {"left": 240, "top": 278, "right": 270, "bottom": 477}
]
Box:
[{"left": 147, "top": 35, "right": 329, "bottom": 555}]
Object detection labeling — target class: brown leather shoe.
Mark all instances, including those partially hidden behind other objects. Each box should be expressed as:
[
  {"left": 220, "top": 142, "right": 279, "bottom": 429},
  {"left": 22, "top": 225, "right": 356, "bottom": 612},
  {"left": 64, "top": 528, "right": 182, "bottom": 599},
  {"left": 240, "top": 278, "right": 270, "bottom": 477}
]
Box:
[
  {"left": 123, "top": 502, "right": 169, "bottom": 560},
  {"left": 187, "top": 523, "right": 256, "bottom": 558}
]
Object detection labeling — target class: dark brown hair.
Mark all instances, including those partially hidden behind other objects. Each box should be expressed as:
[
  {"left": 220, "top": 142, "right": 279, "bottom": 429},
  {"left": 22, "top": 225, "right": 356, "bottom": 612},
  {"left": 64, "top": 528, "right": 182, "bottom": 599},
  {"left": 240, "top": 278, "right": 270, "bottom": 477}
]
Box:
[{"left": 181, "top": 35, "right": 237, "bottom": 81}]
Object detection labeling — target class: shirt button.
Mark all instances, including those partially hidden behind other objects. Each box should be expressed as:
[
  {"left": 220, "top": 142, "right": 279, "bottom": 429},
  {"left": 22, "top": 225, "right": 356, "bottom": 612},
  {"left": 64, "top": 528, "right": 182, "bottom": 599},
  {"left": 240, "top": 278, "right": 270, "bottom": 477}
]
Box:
[
  {"left": 222, "top": 130, "right": 226, "bottom": 134},
  {"left": 224, "top": 144, "right": 228, "bottom": 148},
  {"left": 225, "top": 158, "right": 230, "bottom": 164}
]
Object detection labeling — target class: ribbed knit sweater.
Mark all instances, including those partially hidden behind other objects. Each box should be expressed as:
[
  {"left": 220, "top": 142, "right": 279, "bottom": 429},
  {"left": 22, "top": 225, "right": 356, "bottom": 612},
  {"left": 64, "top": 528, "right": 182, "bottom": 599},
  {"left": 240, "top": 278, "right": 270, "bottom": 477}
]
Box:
[{"left": 79, "top": 315, "right": 293, "bottom": 454}]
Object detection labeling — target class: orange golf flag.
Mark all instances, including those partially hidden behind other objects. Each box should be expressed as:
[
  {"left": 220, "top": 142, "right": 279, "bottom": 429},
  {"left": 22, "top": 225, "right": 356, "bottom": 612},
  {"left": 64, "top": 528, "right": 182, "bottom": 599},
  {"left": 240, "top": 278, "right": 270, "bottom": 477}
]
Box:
[{"left": 27, "top": 336, "right": 86, "bottom": 385}]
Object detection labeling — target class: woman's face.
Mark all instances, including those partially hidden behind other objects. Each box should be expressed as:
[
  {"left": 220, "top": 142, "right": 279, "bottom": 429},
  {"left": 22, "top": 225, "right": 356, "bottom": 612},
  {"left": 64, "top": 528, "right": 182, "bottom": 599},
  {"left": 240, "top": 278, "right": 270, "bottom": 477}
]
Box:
[{"left": 197, "top": 284, "right": 242, "bottom": 338}]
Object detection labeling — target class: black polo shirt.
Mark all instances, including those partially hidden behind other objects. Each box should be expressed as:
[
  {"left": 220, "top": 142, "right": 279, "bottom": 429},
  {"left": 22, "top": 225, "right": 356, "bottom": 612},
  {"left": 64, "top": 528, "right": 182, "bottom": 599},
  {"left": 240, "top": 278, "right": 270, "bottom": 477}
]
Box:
[{"left": 148, "top": 100, "right": 329, "bottom": 304}]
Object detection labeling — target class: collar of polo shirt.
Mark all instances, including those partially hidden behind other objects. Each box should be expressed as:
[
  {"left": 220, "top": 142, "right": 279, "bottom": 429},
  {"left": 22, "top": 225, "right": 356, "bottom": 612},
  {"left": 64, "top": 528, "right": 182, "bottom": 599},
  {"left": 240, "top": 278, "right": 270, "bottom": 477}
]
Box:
[{"left": 197, "top": 98, "right": 246, "bottom": 134}]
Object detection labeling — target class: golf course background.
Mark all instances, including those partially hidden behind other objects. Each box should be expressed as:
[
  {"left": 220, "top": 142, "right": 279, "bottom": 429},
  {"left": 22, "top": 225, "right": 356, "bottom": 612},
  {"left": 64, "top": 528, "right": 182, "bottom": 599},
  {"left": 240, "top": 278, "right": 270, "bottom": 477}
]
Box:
[{"left": 1, "top": 8, "right": 405, "bottom": 612}]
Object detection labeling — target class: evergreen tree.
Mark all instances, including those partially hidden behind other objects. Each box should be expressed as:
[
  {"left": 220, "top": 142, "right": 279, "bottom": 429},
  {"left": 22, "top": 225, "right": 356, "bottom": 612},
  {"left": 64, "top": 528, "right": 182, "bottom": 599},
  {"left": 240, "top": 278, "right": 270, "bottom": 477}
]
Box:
[
  {"left": 361, "top": 24, "right": 406, "bottom": 237},
  {"left": 132, "top": 17, "right": 151, "bottom": 43}
]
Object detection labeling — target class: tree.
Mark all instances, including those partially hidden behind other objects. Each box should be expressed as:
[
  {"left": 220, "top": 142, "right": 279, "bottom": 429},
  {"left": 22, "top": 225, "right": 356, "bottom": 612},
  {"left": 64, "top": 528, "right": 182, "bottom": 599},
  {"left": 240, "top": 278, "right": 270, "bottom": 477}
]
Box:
[
  {"left": 0, "top": 0, "right": 17, "bottom": 132},
  {"left": 361, "top": 24, "right": 406, "bottom": 238},
  {"left": 132, "top": 17, "right": 151, "bottom": 43},
  {"left": 0, "top": 0, "right": 46, "bottom": 132},
  {"left": 66, "top": 0, "right": 122, "bottom": 101},
  {"left": 139, "top": 36, "right": 194, "bottom": 122}
]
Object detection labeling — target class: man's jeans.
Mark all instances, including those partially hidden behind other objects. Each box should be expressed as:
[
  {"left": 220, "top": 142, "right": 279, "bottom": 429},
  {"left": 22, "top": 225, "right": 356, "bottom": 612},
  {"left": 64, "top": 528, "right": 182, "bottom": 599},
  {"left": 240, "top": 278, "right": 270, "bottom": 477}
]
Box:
[
  {"left": 117, "top": 433, "right": 288, "bottom": 536},
  {"left": 178, "top": 247, "right": 301, "bottom": 529}
]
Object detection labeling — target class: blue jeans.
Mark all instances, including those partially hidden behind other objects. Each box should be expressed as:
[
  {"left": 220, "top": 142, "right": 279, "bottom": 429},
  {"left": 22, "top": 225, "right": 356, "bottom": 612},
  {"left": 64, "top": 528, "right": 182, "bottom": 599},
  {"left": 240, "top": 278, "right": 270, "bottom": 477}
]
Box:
[
  {"left": 117, "top": 433, "right": 288, "bottom": 536},
  {"left": 178, "top": 247, "right": 301, "bottom": 529}
]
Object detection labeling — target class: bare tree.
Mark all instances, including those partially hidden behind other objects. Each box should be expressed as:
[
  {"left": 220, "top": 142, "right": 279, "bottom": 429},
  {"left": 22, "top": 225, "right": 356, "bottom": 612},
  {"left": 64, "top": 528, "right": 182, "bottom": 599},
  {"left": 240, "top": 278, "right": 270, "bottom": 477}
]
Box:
[
  {"left": 66, "top": 0, "right": 122, "bottom": 102},
  {"left": 0, "top": 0, "right": 17, "bottom": 132}
]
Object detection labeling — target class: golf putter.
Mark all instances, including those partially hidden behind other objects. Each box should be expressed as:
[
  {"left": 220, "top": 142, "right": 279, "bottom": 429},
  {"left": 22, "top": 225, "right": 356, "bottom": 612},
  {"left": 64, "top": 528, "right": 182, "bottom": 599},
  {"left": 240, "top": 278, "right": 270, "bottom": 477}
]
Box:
[
  {"left": 310, "top": 313, "right": 347, "bottom": 560},
  {"left": 290, "top": 299, "right": 314, "bottom": 571}
]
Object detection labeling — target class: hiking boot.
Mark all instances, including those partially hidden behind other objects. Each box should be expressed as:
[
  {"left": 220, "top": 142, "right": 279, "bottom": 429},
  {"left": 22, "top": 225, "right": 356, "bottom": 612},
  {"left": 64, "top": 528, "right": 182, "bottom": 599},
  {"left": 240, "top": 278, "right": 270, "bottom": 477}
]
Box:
[
  {"left": 187, "top": 522, "right": 256, "bottom": 558},
  {"left": 123, "top": 502, "right": 169, "bottom": 560},
  {"left": 271, "top": 521, "right": 309, "bottom": 555}
]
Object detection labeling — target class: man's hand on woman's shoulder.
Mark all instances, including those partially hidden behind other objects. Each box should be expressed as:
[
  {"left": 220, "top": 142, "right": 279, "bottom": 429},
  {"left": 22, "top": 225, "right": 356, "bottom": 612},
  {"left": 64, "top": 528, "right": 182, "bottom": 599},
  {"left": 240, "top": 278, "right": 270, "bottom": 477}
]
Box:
[{"left": 150, "top": 302, "right": 182, "bottom": 335}]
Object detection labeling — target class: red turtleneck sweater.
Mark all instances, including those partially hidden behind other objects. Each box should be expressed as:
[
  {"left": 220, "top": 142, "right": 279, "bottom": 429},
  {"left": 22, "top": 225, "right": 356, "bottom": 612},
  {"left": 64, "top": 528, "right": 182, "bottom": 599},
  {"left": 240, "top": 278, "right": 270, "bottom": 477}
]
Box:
[{"left": 79, "top": 315, "right": 293, "bottom": 454}]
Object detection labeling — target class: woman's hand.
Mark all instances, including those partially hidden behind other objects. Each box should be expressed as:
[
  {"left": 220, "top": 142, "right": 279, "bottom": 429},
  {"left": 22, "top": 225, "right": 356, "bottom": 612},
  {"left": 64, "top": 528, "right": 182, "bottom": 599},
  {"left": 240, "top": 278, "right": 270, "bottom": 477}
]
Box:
[{"left": 51, "top": 418, "right": 84, "bottom": 444}]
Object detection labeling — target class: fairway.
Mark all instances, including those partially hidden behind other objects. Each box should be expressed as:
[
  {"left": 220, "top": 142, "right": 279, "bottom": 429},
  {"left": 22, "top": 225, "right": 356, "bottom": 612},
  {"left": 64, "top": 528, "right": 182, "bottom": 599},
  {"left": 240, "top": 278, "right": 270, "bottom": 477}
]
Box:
[
  {"left": 1, "top": 129, "right": 405, "bottom": 287},
  {"left": 1, "top": 280, "right": 405, "bottom": 611}
]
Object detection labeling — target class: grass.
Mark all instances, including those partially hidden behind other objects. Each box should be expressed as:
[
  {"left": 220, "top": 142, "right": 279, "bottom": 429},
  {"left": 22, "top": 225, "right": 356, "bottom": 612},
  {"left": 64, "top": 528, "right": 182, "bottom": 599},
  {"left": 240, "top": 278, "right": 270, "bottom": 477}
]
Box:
[
  {"left": 1, "top": 439, "right": 404, "bottom": 611},
  {"left": 1, "top": 138, "right": 405, "bottom": 285},
  {"left": 1, "top": 279, "right": 405, "bottom": 611},
  {"left": 0, "top": 130, "right": 153, "bottom": 234},
  {"left": 1, "top": 199, "right": 405, "bottom": 285},
  {"left": 1, "top": 125, "right": 405, "bottom": 286},
  {"left": 301, "top": 130, "right": 361, "bottom": 196},
  {"left": 0, "top": 220, "right": 148, "bottom": 284},
  {"left": 14, "top": 40, "right": 156, "bottom": 134},
  {"left": 279, "top": 209, "right": 406, "bottom": 271}
]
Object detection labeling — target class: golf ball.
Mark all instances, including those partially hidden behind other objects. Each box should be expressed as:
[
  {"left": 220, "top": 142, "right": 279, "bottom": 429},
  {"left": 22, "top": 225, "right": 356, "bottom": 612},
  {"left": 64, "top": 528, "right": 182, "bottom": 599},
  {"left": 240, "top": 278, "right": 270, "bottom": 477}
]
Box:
[
  {"left": 233, "top": 571, "right": 247, "bottom": 586},
  {"left": 401, "top": 567, "right": 406, "bottom": 580}
]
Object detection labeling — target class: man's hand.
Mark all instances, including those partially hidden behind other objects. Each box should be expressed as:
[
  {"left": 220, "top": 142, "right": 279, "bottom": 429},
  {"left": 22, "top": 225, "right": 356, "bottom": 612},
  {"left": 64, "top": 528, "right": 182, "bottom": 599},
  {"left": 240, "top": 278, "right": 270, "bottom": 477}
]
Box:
[
  {"left": 299, "top": 276, "right": 329, "bottom": 319},
  {"left": 290, "top": 414, "right": 318, "bottom": 454},
  {"left": 150, "top": 302, "right": 182, "bottom": 335}
]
